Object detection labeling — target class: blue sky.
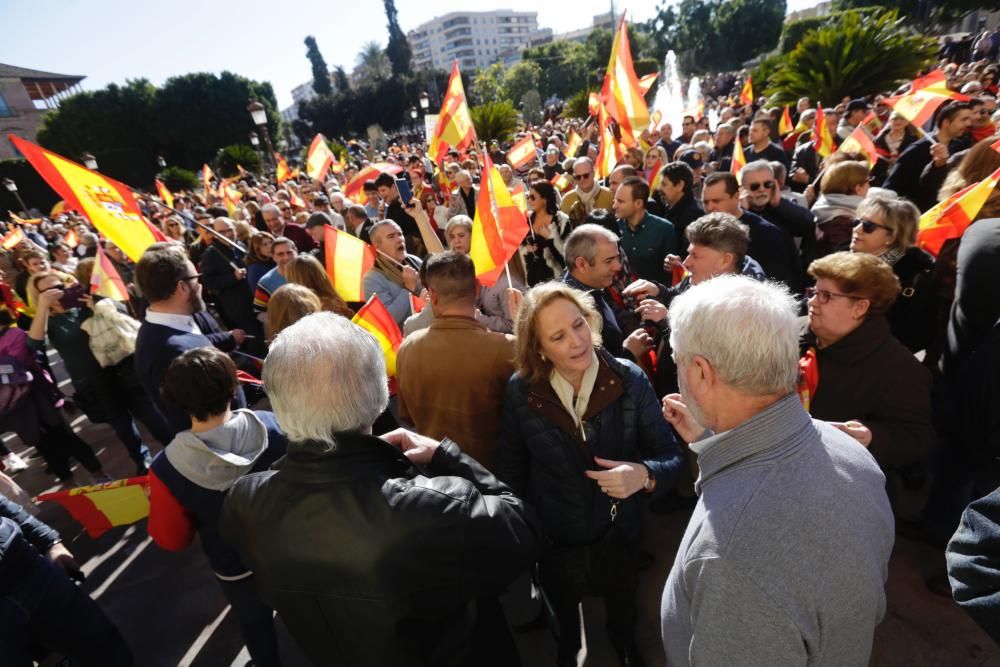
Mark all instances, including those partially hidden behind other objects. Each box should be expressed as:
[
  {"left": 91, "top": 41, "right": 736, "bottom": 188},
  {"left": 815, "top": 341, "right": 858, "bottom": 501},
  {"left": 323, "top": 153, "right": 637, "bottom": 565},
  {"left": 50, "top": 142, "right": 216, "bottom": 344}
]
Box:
[{"left": 1, "top": 0, "right": 820, "bottom": 108}]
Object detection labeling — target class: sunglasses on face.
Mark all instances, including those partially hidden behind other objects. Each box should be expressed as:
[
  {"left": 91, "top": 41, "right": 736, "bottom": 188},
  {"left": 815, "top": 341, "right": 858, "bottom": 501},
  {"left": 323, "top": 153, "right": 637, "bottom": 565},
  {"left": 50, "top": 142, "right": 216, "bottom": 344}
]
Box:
[
  {"left": 853, "top": 217, "right": 892, "bottom": 234},
  {"left": 574, "top": 172, "right": 593, "bottom": 180},
  {"left": 747, "top": 180, "right": 774, "bottom": 191}
]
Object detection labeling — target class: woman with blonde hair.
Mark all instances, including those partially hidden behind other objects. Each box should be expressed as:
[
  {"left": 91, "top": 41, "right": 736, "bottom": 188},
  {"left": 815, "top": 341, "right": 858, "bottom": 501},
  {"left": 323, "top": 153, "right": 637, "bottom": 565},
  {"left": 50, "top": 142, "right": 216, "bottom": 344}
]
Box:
[
  {"left": 244, "top": 231, "right": 274, "bottom": 296},
  {"left": 812, "top": 160, "right": 872, "bottom": 256},
  {"left": 284, "top": 255, "right": 352, "bottom": 317},
  {"left": 498, "top": 282, "right": 681, "bottom": 665},
  {"left": 264, "top": 283, "right": 322, "bottom": 341}
]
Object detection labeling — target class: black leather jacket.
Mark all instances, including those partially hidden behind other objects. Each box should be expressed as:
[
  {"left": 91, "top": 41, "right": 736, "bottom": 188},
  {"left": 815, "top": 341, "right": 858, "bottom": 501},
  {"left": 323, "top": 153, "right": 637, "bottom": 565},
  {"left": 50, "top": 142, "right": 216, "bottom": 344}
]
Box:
[{"left": 221, "top": 434, "right": 539, "bottom": 667}]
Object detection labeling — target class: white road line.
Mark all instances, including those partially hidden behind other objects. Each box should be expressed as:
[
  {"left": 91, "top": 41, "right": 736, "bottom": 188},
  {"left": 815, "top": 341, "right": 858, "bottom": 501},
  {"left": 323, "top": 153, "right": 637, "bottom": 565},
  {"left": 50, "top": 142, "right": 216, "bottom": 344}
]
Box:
[{"left": 178, "top": 604, "right": 232, "bottom": 667}]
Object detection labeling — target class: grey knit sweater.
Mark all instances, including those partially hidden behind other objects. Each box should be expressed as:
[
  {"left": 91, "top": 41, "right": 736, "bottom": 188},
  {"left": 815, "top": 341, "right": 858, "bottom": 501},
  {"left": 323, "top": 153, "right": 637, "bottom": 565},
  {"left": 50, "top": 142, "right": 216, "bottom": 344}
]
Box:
[{"left": 661, "top": 393, "right": 894, "bottom": 666}]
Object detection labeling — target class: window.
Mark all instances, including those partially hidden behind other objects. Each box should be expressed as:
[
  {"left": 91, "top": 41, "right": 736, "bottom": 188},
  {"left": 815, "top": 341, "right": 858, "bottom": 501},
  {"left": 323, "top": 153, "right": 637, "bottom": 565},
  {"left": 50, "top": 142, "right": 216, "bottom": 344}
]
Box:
[{"left": 0, "top": 92, "right": 11, "bottom": 118}]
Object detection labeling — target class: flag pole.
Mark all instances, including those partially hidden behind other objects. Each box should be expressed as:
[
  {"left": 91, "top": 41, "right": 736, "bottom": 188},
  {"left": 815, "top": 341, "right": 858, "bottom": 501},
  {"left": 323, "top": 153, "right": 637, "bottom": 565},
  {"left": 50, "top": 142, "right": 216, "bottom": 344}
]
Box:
[{"left": 132, "top": 188, "right": 247, "bottom": 253}]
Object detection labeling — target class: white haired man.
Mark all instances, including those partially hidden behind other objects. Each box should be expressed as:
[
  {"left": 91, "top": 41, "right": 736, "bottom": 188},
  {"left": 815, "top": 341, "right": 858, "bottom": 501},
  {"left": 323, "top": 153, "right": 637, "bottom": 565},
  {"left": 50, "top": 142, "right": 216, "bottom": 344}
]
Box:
[
  {"left": 660, "top": 275, "right": 894, "bottom": 666},
  {"left": 221, "top": 313, "right": 539, "bottom": 666}
]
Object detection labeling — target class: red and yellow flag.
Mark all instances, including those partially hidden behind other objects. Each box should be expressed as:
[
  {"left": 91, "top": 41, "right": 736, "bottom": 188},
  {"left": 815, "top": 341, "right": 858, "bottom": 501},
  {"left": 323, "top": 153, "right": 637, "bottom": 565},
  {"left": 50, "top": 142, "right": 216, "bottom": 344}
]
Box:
[
  {"left": 63, "top": 228, "right": 79, "bottom": 248},
  {"left": 779, "top": 106, "right": 794, "bottom": 135},
  {"left": 739, "top": 77, "right": 754, "bottom": 106},
  {"left": 588, "top": 92, "right": 601, "bottom": 118},
  {"left": 306, "top": 134, "right": 335, "bottom": 182},
  {"left": 509, "top": 181, "right": 528, "bottom": 215},
  {"left": 202, "top": 164, "right": 215, "bottom": 197},
  {"left": 36, "top": 476, "right": 150, "bottom": 539},
  {"left": 1, "top": 227, "right": 25, "bottom": 250},
  {"left": 154, "top": 179, "right": 174, "bottom": 209},
  {"left": 287, "top": 188, "right": 306, "bottom": 209},
  {"left": 325, "top": 225, "right": 375, "bottom": 302},
  {"left": 882, "top": 71, "right": 969, "bottom": 130},
  {"left": 599, "top": 16, "right": 650, "bottom": 148},
  {"left": 275, "top": 155, "right": 292, "bottom": 184},
  {"left": 507, "top": 135, "right": 537, "bottom": 170},
  {"left": 566, "top": 129, "right": 583, "bottom": 158},
  {"left": 813, "top": 104, "right": 835, "bottom": 158},
  {"left": 428, "top": 61, "right": 477, "bottom": 164},
  {"left": 409, "top": 293, "right": 426, "bottom": 314},
  {"left": 91, "top": 245, "right": 129, "bottom": 301},
  {"left": 646, "top": 159, "right": 664, "bottom": 192},
  {"left": 351, "top": 294, "right": 403, "bottom": 378},
  {"left": 637, "top": 72, "right": 659, "bottom": 96},
  {"left": 551, "top": 172, "right": 573, "bottom": 193},
  {"left": 838, "top": 121, "right": 880, "bottom": 168},
  {"left": 911, "top": 69, "right": 970, "bottom": 101},
  {"left": 470, "top": 154, "right": 530, "bottom": 287},
  {"left": 8, "top": 211, "right": 41, "bottom": 225},
  {"left": 343, "top": 162, "right": 405, "bottom": 204},
  {"left": 731, "top": 139, "right": 747, "bottom": 184},
  {"left": 10, "top": 135, "right": 162, "bottom": 261},
  {"left": 917, "top": 166, "right": 1000, "bottom": 256},
  {"left": 595, "top": 106, "right": 621, "bottom": 180}
]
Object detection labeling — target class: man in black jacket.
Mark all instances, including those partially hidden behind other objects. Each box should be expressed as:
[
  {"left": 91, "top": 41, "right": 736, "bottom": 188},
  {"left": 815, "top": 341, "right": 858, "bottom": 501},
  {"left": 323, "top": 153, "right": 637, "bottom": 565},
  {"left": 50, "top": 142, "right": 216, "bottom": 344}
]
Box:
[
  {"left": 658, "top": 161, "right": 704, "bottom": 257},
  {"left": 199, "top": 218, "right": 262, "bottom": 351},
  {"left": 0, "top": 496, "right": 131, "bottom": 665},
  {"left": 221, "top": 312, "right": 539, "bottom": 667}
]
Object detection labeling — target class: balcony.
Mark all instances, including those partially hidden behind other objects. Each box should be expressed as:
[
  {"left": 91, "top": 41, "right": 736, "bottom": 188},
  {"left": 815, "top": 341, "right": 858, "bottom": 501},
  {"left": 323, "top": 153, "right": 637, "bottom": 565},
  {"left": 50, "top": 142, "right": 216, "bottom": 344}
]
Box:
[{"left": 442, "top": 16, "right": 470, "bottom": 29}]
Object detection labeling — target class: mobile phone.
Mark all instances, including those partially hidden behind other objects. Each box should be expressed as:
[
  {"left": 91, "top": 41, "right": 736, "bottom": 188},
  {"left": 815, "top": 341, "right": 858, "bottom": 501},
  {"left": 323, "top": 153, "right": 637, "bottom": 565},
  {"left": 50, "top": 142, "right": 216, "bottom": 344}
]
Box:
[
  {"left": 396, "top": 178, "right": 413, "bottom": 207},
  {"left": 58, "top": 284, "right": 86, "bottom": 310}
]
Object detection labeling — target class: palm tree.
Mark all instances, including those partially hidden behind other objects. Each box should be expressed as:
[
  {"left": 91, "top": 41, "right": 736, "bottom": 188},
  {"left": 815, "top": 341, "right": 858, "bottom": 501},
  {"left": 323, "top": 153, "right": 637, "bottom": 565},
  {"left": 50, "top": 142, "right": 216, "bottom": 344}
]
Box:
[{"left": 355, "top": 41, "right": 392, "bottom": 82}]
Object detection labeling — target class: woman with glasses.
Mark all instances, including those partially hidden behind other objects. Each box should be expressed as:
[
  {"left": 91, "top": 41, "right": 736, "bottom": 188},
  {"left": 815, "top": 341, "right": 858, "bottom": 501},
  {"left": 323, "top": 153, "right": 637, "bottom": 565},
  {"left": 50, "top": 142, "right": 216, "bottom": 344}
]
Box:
[
  {"left": 799, "top": 252, "right": 933, "bottom": 476},
  {"left": 849, "top": 196, "right": 936, "bottom": 353},
  {"left": 519, "top": 181, "right": 572, "bottom": 286}
]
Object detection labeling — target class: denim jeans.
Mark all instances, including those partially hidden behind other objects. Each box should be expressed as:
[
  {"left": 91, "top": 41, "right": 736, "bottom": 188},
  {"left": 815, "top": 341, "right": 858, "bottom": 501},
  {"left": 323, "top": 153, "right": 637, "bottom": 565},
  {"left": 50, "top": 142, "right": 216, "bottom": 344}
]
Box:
[{"left": 0, "top": 547, "right": 132, "bottom": 666}]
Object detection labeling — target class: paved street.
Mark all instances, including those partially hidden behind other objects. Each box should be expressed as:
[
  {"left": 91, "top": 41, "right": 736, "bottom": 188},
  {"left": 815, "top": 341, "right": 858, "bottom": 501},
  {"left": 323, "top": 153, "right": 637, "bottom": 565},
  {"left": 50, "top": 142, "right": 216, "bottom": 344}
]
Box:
[{"left": 8, "top": 351, "right": 1000, "bottom": 666}]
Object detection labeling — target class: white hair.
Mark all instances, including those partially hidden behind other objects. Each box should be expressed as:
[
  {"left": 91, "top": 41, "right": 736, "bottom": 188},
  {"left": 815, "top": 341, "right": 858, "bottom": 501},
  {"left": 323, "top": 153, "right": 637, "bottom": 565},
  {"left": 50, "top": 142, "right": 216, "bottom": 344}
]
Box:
[
  {"left": 740, "top": 160, "right": 774, "bottom": 181},
  {"left": 668, "top": 275, "right": 800, "bottom": 396},
  {"left": 263, "top": 312, "right": 389, "bottom": 449}
]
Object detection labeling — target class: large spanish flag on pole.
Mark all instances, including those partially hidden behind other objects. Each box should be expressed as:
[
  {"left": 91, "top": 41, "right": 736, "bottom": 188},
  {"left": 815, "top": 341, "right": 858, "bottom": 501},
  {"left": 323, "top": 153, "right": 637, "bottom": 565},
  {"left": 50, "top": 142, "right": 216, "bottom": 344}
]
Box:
[
  {"left": 324, "top": 225, "right": 375, "bottom": 302},
  {"left": 917, "top": 166, "right": 1000, "bottom": 256},
  {"left": 91, "top": 245, "right": 130, "bottom": 301},
  {"left": 470, "top": 154, "right": 529, "bottom": 287},
  {"left": 10, "top": 135, "right": 162, "bottom": 262},
  {"left": 428, "top": 61, "right": 477, "bottom": 165},
  {"left": 351, "top": 294, "right": 403, "bottom": 378},
  {"left": 306, "top": 134, "right": 335, "bottom": 182},
  {"left": 599, "top": 15, "right": 649, "bottom": 148},
  {"left": 36, "top": 476, "right": 150, "bottom": 539}
]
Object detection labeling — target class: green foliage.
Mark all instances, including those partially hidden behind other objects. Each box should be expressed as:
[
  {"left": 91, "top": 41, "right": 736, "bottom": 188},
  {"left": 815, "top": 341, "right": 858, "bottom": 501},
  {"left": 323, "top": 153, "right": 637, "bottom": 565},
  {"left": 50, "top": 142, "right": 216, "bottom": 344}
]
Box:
[
  {"left": 0, "top": 159, "right": 60, "bottom": 215},
  {"left": 305, "top": 36, "right": 332, "bottom": 96},
  {"left": 470, "top": 101, "right": 519, "bottom": 145},
  {"left": 832, "top": 0, "right": 1000, "bottom": 28},
  {"left": 521, "top": 90, "right": 543, "bottom": 125},
  {"left": 522, "top": 41, "right": 592, "bottom": 100},
  {"left": 472, "top": 64, "right": 507, "bottom": 105},
  {"left": 750, "top": 54, "right": 784, "bottom": 96},
  {"left": 35, "top": 72, "right": 280, "bottom": 188},
  {"left": 217, "top": 144, "right": 262, "bottom": 177},
  {"left": 565, "top": 90, "right": 595, "bottom": 119},
  {"left": 356, "top": 42, "right": 392, "bottom": 82},
  {"left": 713, "top": 0, "right": 786, "bottom": 67},
  {"left": 504, "top": 61, "right": 542, "bottom": 108},
  {"left": 333, "top": 66, "right": 350, "bottom": 93},
  {"left": 779, "top": 7, "right": 884, "bottom": 53},
  {"left": 765, "top": 9, "right": 938, "bottom": 106},
  {"left": 159, "top": 166, "right": 199, "bottom": 193},
  {"left": 383, "top": 0, "right": 413, "bottom": 77}
]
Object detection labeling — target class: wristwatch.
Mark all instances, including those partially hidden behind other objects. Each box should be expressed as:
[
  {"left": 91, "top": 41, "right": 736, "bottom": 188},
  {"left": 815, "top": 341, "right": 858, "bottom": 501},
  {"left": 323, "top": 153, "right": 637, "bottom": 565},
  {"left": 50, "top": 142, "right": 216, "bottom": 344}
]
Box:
[{"left": 642, "top": 467, "right": 656, "bottom": 493}]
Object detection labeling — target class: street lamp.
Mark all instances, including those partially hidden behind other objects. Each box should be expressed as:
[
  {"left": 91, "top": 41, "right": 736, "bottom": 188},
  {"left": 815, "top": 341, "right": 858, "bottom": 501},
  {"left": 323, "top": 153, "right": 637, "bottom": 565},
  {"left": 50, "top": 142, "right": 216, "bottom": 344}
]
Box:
[
  {"left": 249, "top": 131, "right": 260, "bottom": 148},
  {"left": 247, "top": 99, "right": 275, "bottom": 168},
  {"left": 409, "top": 106, "right": 418, "bottom": 139},
  {"left": 82, "top": 153, "right": 98, "bottom": 170},
  {"left": 2, "top": 178, "right": 28, "bottom": 214},
  {"left": 419, "top": 91, "right": 430, "bottom": 112},
  {"left": 157, "top": 155, "right": 166, "bottom": 169}
]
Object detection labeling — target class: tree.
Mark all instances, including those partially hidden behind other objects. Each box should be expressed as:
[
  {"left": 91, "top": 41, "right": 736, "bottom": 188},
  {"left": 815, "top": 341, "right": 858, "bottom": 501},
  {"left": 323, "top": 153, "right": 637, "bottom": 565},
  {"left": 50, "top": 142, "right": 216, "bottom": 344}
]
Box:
[
  {"left": 522, "top": 40, "right": 591, "bottom": 100},
  {"left": 832, "top": 0, "right": 1000, "bottom": 28},
  {"left": 384, "top": 0, "right": 413, "bottom": 77},
  {"left": 765, "top": 10, "right": 937, "bottom": 105},
  {"left": 472, "top": 64, "right": 507, "bottom": 105},
  {"left": 304, "top": 36, "right": 332, "bottom": 96},
  {"left": 504, "top": 61, "right": 542, "bottom": 107},
  {"left": 470, "top": 101, "right": 519, "bottom": 145},
  {"left": 159, "top": 166, "right": 199, "bottom": 193},
  {"left": 217, "top": 144, "right": 262, "bottom": 177},
  {"left": 713, "top": 0, "right": 786, "bottom": 69},
  {"left": 355, "top": 42, "right": 392, "bottom": 82},
  {"left": 333, "top": 66, "right": 350, "bottom": 93},
  {"left": 521, "top": 90, "right": 543, "bottom": 125}
]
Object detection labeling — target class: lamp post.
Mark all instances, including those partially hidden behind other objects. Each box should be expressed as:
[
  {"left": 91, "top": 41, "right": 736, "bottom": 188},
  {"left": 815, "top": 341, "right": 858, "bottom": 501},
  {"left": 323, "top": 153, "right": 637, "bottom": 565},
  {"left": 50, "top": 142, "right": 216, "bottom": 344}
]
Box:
[
  {"left": 2, "top": 178, "right": 28, "bottom": 214},
  {"left": 419, "top": 91, "right": 430, "bottom": 112},
  {"left": 82, "top": 153, "right": 98, "bottom": 170},
  {"left": 249, "top": 131, "right": 263, "bottom": 169},
  {"left": 409, "top": 106, "right": 418, "bottom": 140},
  {"left": 247, "top": 100, "right": 275, "bottom": 168}
]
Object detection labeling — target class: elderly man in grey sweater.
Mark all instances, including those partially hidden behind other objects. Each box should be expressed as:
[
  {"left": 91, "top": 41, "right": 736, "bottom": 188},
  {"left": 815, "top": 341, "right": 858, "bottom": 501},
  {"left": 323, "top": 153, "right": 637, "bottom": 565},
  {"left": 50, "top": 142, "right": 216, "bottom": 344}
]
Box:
[{"left": 660, "top": 275, "right": 894, "bottom": 666}]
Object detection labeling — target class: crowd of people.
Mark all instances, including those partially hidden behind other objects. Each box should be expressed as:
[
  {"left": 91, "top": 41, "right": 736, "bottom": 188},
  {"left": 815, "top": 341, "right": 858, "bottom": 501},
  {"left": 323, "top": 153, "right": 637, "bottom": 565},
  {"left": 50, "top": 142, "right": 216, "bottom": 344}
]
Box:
[{"left": 2, "top": 45, "right": 1000, "bottom": 667}]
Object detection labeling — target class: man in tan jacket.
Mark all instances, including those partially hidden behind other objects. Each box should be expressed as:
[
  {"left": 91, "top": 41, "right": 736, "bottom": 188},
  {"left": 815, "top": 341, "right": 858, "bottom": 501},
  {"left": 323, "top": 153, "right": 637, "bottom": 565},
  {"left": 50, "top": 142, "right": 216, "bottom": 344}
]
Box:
[{"left": 560, "top": 157, "right": 615, "bottom": 227}]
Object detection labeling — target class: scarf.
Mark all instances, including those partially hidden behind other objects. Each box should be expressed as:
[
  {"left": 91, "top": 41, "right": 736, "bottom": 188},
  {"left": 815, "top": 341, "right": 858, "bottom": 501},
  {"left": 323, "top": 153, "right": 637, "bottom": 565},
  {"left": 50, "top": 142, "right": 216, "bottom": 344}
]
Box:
[
  {"left": 374, "top": 254, "right": 416, "bottom": 290},
  {"left": 548, "top": 350, "right": 600, "bottom": 440},
  {"left": 575, "top": 185, "right": 601, "bottom": 212},
  {"left": 878, "top": 245, "right": 905, "bottom": 267}
]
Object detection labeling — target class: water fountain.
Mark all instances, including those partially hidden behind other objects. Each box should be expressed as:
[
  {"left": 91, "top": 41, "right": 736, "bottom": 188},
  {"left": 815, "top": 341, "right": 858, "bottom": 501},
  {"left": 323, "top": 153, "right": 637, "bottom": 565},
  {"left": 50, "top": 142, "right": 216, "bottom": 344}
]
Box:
[{"left": 652, "top": 50, "right": 686, "bottom": 132}]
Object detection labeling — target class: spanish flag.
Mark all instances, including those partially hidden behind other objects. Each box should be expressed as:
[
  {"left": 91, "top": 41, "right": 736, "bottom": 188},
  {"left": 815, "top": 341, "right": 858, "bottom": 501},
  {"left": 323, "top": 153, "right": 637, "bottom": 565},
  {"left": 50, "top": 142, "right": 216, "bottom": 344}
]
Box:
[
  {"left": 550, "top": 172, "right": 573, "bottom": 193},
  {"left": 428, "top": 61, "right": 477, "bottom": 164},
  {"left": 838, "top": 122, "right": 880, "bottom": 168},
  {"left": 154, "top": 179, "right": 174, "bottom": 209},
  {"left": 600, "top": 15, "right": 650, "bottom": 148},
  {"left": 813, "top": 104, "right": 836, "bottom": 158},
  {"left": 917, "top": 166, "right": 1000, "bottom": 256},
  {"left": 779, "top": 106, "right": 794, "bottom": 136},
  {"left": 9, "top": 135, "right": 162, "bottom": 262},
  {"left": 470, "top": 154, "right": 529, "bottom": 287},
  {"left": 202, "top": 164, "right": 215, "bottom": 197},
  {"left": 276, "top": 155, "right": 292, "bottom": 184},
  {"left": 8, "top": 211, "right": 41, "bottom": 225},
  {"left": 730, "top": 138, "right": 747, "bottom": 184},
  {"left": 637, "top": 72, "right": 658, "bottom": 96},
  {"left": 739, "top": 77, "right": 754, "bottom": 106},
  {"left": 91, "top": 245, "right": 129, "bottom": 301},
  {"left": 588, "top": 92, "right": 601, "bottom": 118},
  {"left": 507, "top": 135, "right": 537, "bottom": 170},
  {"left": 36, "top": 476, "right": 150, "bottom": 539},
  {"left": 1, "top": 227, "right": 25, "bottom": 251},
  {"left": 509, "top": 181, "right": 528, "bottom": 214},
  {"left": 882, "top": 71, "right": 969, "bottom": 130},
  {"left": 646, "top": 158, "right": 664, "bottom": 192},
  {"left": 306, "top": 134, "right": 335, "bottom": 182},
  {"left": 325, "top": 225, "right": 375, "bottom": 302},
  {"left": 566, "top": 129, "right": 583, "bottom": 158},
  {"left": 351, "top": 294, "right": 403, "bottom": 378},
  {"left": 595, "top": 106, "right": 620, "bottom": 180},
  {"left": 63, "top": 227, "right": 79, "bottom": 248},
  {"left": 287, "top": 188, "right": 306, "bottom": 209},
  {"left": 343, "top": 162, "right": 404, "bottom": 204}
]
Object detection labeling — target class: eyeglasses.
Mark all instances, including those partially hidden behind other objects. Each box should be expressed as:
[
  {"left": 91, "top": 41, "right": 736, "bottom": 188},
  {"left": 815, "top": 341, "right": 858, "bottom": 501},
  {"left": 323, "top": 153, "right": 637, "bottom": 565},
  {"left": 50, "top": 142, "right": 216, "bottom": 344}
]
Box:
[
  {"left": 178, "top": 273, "right": 202, "bottom": 284},
  {"left": 526, "top": 194, "right": 537, "bottom": 200},
  {"left": 746, "top": 180, "right": 774, "bottom": 191},
  {"left": 573, "top": 172, "right": 593, "bottom": 180},
  {"left": 852, "top": 218, "right": 892, "bottom": 234},
  {"left": 806, "top": 287, "right": 863, "bottom": 304}
]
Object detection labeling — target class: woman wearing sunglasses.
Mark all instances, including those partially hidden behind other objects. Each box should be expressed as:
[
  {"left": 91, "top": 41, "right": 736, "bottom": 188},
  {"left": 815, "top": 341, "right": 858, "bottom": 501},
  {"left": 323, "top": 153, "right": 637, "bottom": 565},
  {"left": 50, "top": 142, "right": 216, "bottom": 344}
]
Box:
[
  {"left": 849, "top": 196, "right": 936, "bottom": 353},
  {"left": 799, "top": 252, "right": 933, "bottom": 481}
]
